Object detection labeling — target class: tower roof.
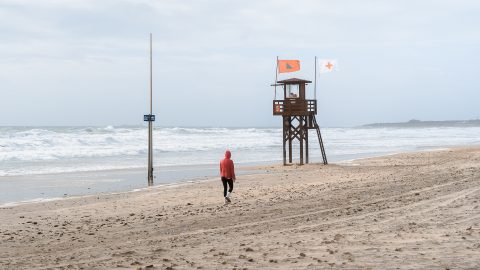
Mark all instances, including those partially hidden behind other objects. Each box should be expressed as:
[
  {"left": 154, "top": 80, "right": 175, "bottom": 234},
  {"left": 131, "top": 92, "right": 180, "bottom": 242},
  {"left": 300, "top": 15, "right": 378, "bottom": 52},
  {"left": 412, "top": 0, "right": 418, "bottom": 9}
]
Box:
[{"left": 277, "top": 78, "right": 312, "bottom": 84}]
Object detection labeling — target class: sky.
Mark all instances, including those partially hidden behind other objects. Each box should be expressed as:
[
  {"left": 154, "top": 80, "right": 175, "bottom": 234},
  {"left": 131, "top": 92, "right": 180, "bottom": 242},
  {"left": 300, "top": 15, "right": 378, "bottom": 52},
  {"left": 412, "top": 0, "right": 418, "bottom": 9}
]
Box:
[{"left": 0, "top": 0, "right": 479, "bottom": 127}]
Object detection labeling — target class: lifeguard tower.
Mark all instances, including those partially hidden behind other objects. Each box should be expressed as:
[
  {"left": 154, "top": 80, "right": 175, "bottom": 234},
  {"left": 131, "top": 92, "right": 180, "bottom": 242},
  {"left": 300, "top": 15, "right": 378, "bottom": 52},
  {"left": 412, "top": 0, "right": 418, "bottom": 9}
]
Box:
[{"left": 273, "top": 78, "right": 328, "bottom": 165}]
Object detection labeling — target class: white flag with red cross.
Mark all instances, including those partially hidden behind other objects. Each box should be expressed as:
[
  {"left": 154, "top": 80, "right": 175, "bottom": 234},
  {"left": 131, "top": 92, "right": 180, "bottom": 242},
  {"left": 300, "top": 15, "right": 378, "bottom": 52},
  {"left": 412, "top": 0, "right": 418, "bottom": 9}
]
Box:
[{"left": 319, "top": 59, "right": 338, "bottom": 73}]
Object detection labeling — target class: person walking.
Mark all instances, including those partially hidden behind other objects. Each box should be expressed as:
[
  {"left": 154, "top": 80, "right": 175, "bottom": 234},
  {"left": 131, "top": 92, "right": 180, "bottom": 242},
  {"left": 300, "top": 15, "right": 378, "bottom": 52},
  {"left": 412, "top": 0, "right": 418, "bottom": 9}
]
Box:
[{"left": 220, "top": 150, "right": 236, "bottom": 204}]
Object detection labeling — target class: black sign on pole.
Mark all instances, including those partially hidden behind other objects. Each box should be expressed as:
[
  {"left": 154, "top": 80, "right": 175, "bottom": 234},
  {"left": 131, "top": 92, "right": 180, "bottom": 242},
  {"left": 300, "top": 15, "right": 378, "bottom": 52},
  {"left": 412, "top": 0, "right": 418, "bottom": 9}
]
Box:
[{"left": 144, "top": 114, "right": 155, "bottom": 122}]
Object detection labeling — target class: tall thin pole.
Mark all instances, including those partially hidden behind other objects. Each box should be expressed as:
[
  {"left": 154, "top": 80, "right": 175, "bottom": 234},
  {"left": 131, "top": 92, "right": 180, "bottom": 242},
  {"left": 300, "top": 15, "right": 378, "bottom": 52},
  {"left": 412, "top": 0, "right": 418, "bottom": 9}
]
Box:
[
  {"left": 150, "top": 33, "right": 153, "bottom": 117},
  {"left": 274, "top": 56, "right": 279, "bottom": 99},
  {"left": 314, "top": 56, "right": 317, "bottom": 100},
  {"left": 147, "top": 33, "right": 154, "bottom": 186}
]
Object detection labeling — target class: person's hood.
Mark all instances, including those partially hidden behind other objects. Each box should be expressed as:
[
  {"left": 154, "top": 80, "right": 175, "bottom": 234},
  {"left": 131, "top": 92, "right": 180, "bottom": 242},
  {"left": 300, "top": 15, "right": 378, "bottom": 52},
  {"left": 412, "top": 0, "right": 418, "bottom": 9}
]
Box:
[{"left": 225, "top": 150, "right": 231, "bottom": 159}]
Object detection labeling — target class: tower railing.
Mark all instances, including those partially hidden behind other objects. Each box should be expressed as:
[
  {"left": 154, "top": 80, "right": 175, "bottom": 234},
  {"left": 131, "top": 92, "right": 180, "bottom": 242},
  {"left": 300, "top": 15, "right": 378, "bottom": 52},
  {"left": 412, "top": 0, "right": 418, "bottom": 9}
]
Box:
[{"left": 273, "top": 99, "right": 317, "bottom": 115}]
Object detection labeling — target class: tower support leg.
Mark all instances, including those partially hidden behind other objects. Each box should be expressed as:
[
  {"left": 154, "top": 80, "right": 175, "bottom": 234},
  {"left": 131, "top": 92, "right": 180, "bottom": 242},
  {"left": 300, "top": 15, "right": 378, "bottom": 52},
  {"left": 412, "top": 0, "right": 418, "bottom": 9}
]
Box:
[
  {"left": 288, "top": 137, "right": 293, "bottom": 163},
  {"left": 299, "top": 116, "right": 304, "bottom": 165},
  {"left": 288, "top": 116, "right": 293, "bottom": 163},
  {"left": 282, "top": 116, "right": 287, "bottom": 165},
  {"left": 305, "top": 121, "right": 309, "bottom": 164}
]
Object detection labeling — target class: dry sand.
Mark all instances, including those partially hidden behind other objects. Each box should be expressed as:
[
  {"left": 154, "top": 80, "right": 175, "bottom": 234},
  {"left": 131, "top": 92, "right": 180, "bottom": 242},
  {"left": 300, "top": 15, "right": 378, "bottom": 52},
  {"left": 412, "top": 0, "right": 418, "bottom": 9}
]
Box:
[{"left": 1, "top": 147, "right": 480, "bottom": 269}]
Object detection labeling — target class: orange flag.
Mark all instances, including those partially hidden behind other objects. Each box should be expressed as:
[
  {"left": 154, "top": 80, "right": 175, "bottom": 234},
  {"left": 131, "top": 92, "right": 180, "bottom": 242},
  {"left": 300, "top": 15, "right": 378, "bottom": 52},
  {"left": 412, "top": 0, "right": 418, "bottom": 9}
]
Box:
[{"left": 278, "top": 60, "right": 300, "bottom": 73}]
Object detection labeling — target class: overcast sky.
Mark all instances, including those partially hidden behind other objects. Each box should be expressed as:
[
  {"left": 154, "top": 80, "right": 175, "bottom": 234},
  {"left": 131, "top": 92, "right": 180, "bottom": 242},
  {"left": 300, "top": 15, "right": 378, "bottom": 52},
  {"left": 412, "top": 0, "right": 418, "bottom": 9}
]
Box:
[{"left": 1, "top": 0, "right": 479, "bottom": 127}]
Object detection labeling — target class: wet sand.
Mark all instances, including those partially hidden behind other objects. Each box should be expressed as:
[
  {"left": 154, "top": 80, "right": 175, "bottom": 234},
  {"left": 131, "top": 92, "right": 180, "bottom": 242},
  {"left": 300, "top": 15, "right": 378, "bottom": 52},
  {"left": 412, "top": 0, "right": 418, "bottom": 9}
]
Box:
[{"left": 1, "top": 147, "right": 479, "bottom": 269}]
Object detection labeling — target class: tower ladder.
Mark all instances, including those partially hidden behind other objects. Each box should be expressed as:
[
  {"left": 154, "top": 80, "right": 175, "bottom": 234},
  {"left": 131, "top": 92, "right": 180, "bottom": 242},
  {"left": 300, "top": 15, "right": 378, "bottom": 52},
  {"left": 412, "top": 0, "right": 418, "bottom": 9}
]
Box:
[{"left": 311, "top": 115, "right": 328, "bottom": 165}]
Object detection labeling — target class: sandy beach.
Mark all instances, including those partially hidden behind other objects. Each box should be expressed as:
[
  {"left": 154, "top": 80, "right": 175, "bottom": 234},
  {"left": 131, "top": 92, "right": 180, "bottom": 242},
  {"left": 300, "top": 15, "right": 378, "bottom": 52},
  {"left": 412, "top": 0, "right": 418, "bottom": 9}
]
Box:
[{"left": 1, "top": 147, "right": 479, "bottom": 269}]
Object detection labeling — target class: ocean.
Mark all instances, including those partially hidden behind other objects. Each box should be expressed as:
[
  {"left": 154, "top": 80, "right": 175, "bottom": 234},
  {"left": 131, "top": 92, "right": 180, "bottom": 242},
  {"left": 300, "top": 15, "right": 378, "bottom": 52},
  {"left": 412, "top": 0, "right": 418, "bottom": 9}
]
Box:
[{"left": 1, "top": 126, "right": 480, "bottom": 205}]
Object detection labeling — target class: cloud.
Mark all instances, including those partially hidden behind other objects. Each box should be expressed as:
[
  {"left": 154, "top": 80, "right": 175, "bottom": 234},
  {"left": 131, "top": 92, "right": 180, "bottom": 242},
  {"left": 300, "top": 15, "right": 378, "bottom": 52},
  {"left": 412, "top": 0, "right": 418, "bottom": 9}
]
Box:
[{"left": 1, "top": 0, "right": 480, "bottom": 126}]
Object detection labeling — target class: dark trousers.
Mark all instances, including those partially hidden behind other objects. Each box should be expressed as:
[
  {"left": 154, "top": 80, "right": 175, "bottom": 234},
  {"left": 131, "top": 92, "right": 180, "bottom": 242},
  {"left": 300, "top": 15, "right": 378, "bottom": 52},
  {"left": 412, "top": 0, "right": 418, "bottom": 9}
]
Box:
[{"left": 221, "top": 177, "right": 234, "bottom": 197}]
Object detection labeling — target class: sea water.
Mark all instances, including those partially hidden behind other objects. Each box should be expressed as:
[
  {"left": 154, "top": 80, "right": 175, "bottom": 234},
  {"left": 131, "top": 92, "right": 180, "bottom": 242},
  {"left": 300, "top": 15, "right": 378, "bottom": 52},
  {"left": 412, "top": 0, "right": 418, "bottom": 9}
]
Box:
[{"left": 1, "top": 126, "right": 479, "bottom": 205}]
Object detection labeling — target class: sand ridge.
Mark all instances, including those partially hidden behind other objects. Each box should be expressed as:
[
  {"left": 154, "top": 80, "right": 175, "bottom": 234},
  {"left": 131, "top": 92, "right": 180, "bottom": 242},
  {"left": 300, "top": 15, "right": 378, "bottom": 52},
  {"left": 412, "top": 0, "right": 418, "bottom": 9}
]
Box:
[{"left": 1, "top": 147, "right": 480, "bottom": 269}]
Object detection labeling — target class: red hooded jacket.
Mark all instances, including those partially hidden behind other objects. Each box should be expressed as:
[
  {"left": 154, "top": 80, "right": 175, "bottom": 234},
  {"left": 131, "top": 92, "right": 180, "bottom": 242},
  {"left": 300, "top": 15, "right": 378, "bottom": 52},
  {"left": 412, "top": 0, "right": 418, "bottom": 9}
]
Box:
[{"left": 220, "top": 150, "right": 236, "bottom": 180}]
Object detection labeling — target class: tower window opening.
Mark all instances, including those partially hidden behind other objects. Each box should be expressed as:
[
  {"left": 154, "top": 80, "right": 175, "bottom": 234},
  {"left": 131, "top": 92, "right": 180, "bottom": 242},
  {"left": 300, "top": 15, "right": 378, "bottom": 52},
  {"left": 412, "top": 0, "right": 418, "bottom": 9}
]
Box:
[{"left": 287, "top": 84, "right": 299, "bottom": 98}]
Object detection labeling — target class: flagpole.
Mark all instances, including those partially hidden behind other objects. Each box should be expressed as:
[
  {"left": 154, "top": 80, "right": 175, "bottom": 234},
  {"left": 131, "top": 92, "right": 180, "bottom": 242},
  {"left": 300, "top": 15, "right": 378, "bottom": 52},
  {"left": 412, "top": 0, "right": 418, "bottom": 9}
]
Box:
[
  {"left": 314, "top": 56, "right": 317, "bottom": 100},
  {"left": 147, "top": 33, "right": 154, "bottom": 186},
  {"left": 274, "top": 56, "right": 279, "bottom": 99}
]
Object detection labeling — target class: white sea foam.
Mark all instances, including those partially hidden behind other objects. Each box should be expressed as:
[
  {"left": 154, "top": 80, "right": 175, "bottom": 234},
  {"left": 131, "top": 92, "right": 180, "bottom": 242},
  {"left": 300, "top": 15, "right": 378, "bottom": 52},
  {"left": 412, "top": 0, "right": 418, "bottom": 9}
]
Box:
[
  {"left": 0, "top": 126, "right": 479, "bottom": 176},
  {"left": 1, "top": 125, "right": 480, "bottom": 205},
  {"left": 0, "top": 197, "right": 64, "bottom": 208}
]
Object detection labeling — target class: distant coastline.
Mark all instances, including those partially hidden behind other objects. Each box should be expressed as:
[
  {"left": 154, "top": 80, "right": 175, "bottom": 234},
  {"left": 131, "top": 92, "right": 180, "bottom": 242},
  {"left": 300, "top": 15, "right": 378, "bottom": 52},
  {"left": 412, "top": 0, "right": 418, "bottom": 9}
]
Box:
[{"left": 359, "top": 119, "right": 480, "bottom": 128}]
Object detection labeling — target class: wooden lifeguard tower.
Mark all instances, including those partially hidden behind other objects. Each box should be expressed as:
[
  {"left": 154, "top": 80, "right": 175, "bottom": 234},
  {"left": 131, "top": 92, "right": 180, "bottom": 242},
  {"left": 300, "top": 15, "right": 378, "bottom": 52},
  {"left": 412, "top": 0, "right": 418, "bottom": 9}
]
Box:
[{"left": 273, "top": 78, "right": 328, "bottom": 165}]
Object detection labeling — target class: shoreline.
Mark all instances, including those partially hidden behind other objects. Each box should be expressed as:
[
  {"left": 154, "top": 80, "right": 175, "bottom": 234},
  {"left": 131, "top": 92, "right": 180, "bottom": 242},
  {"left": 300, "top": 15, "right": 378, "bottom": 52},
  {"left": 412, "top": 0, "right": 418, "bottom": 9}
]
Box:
[
  {"left": 0, "top": 145, "right": 468, "bottom": 208},
  {"left": 0, "top": 177, "right": 216, "bottom": 209},
  {"left": 1, "top": 146, "right": 479, "bottom": 269},
  {"left": 0, "top": 166, "right": 267, "bottom": 208}
]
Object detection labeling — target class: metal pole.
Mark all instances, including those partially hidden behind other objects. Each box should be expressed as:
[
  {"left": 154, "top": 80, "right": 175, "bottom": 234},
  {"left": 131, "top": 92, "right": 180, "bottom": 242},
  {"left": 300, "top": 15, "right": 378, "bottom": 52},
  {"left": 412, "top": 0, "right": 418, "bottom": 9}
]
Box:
[
  {"left": 150, "top": 33, "right": 153, "bottom": 117},
  {"left": 314, "top": 56, "right": 317, "bottom": 100},
  {"left": 148, "top": 33, "right": 154, "bottom": 186},
  {"left": 274, "top": 56, "right": 278, "bottom": 99}
]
